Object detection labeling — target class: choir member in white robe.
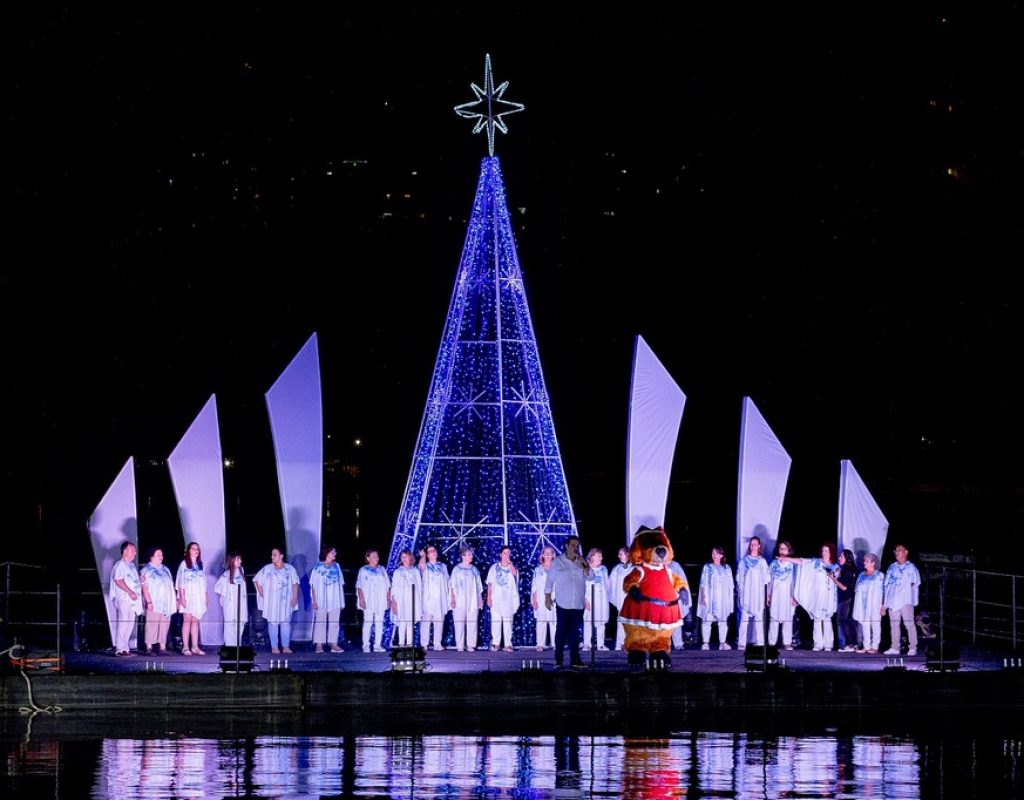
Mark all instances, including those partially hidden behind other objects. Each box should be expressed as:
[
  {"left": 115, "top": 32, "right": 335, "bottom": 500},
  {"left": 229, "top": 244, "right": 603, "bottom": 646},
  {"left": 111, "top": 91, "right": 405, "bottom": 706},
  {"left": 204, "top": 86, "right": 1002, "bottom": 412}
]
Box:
[
  {"left": 853, "top": 553, "right": 885, "bottom": 653},
  {"left": 767, "top": 541, "right": 797, "bottom": 649},
  {"left": 310, "top": 545, "right": 346, "bottom": 653},
  {"left": 418, "top": 545, "right": 450, "bottom": 650},
  {"left": 882, "top": 544, "right": 921, "bottom": 656},
  {"left": 111, "top": 541, "right": 142, "bottom": 656},
  {"left": 609, "top": 547, "right": 635, "bottom": 650},
  {"left": 390, "top": 550, "right": 423, "bottom": 647},
  {"left": 736, "top": 536, "right": 771, "bottom": 649},
  {"left": 788, "top": 544, "right": 841, "bottom": 651},
  {"left": 215, "top": 552, "right": 249, "bottom": 647},
  {"left": 450, "top": 546, "right": 484, "bottom": 651},
  {"left": 582, "top": 548, "right": 612, "bottom": 650},
  {"left": 487, "top": 546, "right": 520, "bottom": 651},
  {"left": 175, "top": 542, "right": 209, "bottom": 655},
  {"left": 531, "top": 547, "right": 557, "bottom": 651},
  {"left": 254, "top": 547, "right": 300, "bottom": 653},
  {"left": 697, "top": 547, "right": 735, "bottom": 650},
  {"left": 356, "top": 549, "right": 390, "bottom": 652},
  {"left": 139, "top": 547, "right": 175, "bottom": 655}
]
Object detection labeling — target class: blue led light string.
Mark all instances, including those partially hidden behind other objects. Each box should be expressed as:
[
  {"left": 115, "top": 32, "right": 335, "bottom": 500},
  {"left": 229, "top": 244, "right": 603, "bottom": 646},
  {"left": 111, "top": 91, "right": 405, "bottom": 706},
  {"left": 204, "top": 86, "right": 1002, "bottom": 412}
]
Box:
[{"left": 386, "top": 64, "right": 576, "bottom": 648}]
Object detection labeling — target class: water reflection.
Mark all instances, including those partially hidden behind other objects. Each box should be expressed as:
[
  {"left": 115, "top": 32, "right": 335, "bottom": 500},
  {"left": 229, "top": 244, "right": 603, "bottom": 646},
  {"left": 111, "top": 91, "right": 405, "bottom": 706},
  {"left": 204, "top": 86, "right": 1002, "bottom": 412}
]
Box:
[{"left": 1, "top": 730, "right": 1019, "bottom": 798}]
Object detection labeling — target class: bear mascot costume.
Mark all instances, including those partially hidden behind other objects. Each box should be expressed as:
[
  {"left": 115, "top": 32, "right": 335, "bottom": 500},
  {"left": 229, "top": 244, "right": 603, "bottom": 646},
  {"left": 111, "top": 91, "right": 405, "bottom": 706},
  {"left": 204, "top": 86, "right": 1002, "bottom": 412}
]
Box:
[{"left": 619, "top": 525, "right": 689, "bottom": 668}]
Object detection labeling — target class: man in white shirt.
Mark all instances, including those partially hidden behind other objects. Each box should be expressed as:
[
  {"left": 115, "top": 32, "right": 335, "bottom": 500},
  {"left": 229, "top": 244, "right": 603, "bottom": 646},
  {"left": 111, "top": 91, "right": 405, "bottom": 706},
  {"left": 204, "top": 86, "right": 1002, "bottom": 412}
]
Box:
[
  {"left": 545, "top": 536, "right": 587, "bottom": 669},
  {"left": 882, "top": 544, "right": 921, "bottom": 656}
]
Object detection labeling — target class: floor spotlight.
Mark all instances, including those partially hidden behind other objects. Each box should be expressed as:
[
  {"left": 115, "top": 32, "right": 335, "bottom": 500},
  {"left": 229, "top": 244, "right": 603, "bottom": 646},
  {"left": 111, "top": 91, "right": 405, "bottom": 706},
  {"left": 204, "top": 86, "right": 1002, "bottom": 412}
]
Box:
[
  {"left": 390, "top": 645, "right": 426, "bottom": 673},
  {"left": 743, "top": 644, "right": 780, "bottom": 673}
]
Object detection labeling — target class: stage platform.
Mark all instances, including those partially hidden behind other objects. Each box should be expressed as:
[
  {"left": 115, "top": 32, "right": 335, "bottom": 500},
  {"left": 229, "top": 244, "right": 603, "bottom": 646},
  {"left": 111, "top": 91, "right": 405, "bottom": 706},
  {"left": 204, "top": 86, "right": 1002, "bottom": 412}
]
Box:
[{"left": 4, "top": 641, "right": 1024, "bottom": 733}]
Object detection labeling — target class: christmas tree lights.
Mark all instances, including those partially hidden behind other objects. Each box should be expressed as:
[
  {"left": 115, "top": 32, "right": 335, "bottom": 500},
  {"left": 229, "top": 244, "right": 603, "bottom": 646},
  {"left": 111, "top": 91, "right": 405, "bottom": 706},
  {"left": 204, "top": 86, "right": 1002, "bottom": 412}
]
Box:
[{"left": 387, "top": 152, "right": 578, "bottom": 648}]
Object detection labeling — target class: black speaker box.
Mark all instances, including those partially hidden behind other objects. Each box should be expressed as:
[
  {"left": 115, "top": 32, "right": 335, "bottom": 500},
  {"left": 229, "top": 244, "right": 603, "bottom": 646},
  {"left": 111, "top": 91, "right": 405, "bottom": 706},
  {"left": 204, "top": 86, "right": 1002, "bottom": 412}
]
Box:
[
  {"left": 219, "top": 645, "right": 255, "bottom": 673},
  {"left": 743, "top": 644, "right": 780, "bottom": 672},
  {"left": 389, "top": 645, "right": 426, "bottom": 672}
]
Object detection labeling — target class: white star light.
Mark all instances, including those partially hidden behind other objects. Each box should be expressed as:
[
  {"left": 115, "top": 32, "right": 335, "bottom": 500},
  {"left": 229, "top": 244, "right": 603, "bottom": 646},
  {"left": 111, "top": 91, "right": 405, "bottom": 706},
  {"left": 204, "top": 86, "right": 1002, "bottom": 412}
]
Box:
[
  {"left": 440, "top": 505, "right": 491, "bottom": 556},
  {"left": 519, "top": 502, "right": 560, "bottom": 561},
  {"left": 510, "top": 382, "right": 538, "bottom": 420},
  {"left": 500, "top": 268, "right": 523, "bottom": 292},
  {"left": 454, "top": 54, "right": 525, "bottom": 156},
  {"left": 452, "top": 389, "right": 486, "bottom": 420}
]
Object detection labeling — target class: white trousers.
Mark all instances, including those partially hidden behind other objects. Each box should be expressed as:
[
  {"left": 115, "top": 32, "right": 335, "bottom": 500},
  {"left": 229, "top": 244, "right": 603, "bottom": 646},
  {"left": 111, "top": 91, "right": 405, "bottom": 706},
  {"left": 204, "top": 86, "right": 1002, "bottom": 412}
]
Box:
[
  {"left": 423, "top": 618, "right": 445, "bottom": 648},
  {"left": 737, "top": 612, "right": 765, "bottom": 648},
  {"left": 535, "top": 620, "right": 556, "bottom": 648},
  {"left": 362, "top": 609, "right": 385, "bottom": 650},
  {"left": 861, "top": 619, "right": 882, "bottom": 650},
  {"left": 114, "top": 599, "right": 137, "bottom": 653},
  {"left": 491, "top": 617, "right": 513, "bottom": 648},
  {"left": 453, "top": 610, "right": 479, "bottom": 651},
  {"left": 813, "top": 616, "right": 834, "bottom": 650},
  {"left": 313, "top": 607, "right": 341, "bottom": 645}
]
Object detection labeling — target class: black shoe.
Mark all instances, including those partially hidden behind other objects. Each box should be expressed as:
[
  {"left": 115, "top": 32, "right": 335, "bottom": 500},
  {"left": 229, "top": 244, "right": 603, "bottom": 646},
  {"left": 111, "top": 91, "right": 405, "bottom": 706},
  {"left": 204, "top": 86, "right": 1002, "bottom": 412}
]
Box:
[
  {"left": 570, "top": 661, "right": 587, "bottom": 669},
  {"left": 554, "top": 661, "right": 564, "bottom": 669}
]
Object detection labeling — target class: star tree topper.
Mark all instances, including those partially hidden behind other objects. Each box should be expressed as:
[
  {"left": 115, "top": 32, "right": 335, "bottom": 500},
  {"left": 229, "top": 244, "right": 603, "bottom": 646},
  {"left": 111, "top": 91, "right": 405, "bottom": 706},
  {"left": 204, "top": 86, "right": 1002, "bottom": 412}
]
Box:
[{"left": 454, "top": 54, "right": 525, "bottom": 156}]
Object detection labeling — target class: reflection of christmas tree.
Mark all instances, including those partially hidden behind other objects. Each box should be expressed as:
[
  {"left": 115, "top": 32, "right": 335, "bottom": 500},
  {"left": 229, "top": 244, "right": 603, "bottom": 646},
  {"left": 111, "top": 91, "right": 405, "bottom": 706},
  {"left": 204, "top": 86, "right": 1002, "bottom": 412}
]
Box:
[{"left": 387, "top": 60, "right": 577, "bottom": 646}]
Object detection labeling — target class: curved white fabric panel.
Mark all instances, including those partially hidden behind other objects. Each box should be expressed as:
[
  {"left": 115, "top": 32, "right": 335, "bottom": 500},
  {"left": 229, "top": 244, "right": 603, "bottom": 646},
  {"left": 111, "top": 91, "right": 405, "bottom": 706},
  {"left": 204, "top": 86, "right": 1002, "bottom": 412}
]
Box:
[
  {"left": 838, "top": 459, "right": 889, "bottom": 564},
  {"left": 736, "top": 397, "right": 792, "bottom": 562},
  {"left": 167, "top": 394, "right": 226, "bottom": 646},
  {"left": 626, "top": 335, "right": 686, "bottom": 546},
  {"left": 265, "top": 333, "right": 323, "bottom": 641},
  {"left": 86, "top": 457, "right": 138, "bottom": 648}
]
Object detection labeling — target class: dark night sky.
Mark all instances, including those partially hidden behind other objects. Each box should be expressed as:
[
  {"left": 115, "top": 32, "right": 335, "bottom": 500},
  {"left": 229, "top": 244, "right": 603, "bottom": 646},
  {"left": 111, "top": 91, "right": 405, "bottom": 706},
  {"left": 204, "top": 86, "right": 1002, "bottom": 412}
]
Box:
[{"left": 3, "top": 6, "right": 1022, "bottom": 578}]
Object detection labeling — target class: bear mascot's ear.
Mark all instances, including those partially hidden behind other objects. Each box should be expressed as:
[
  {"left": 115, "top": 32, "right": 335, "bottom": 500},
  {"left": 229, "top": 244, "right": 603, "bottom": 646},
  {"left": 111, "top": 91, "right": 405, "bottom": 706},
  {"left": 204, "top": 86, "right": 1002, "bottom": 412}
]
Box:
[{"left": 629, "top": 528, "right": 652, "bottom": 565}]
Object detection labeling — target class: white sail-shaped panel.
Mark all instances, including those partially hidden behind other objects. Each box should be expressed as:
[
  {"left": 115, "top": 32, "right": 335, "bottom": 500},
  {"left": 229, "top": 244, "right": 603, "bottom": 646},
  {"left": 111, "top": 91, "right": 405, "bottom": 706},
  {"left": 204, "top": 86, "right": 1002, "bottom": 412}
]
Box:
[
  {"left": 626, "top": 335, "right": 686, "bottom": 546},
  {"left": 265, "top": 333, "right": 323, "bottom": 642},
  {"left": 736, "top": 397, "right": 792, "bottom": 562},
  {"left": 167, "top": 395, "right": 226, "bottom": 646},
  {"left": 86, "top": 457, "right": 138, "bottom": 649},
  {"left": 838, "top": 459, "right": 889, "bottom": 564}
]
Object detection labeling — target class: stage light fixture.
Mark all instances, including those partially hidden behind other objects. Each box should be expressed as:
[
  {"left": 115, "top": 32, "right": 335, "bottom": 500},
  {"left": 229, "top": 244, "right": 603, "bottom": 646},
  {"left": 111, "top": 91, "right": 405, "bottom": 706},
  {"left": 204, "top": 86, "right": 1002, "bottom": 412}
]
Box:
[
  {"left": 390, "top": 646, "right": 426, "bottom": 673},
  {"left": 743, "top": 644, "right": 780, "bottom": 673}
]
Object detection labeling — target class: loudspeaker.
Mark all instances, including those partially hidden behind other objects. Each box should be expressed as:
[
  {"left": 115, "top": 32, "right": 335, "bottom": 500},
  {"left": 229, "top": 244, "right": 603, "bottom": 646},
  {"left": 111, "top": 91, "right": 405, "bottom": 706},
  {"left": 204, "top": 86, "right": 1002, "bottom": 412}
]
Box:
[
  {"left": 744, "top": 644, "right": 780, "bottom": 672},
  {"left": 389, "top": 645, "right": 426, "bottom": 672},
  {"left": 219, "top": 645, "right": 255, "bottom": 673},
  {"left": 925, "top": 643, "right": 960, "bottom": 672}
]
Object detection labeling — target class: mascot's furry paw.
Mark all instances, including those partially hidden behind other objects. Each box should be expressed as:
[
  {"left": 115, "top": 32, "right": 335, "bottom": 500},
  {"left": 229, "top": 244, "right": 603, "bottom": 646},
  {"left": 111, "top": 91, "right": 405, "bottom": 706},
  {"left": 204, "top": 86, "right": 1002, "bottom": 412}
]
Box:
[
  {"left": 650, "top": 650, "right": 672, "bottom": 671},
  {"left": 627, "top": 649, "right": 647, "bottom": 667}
]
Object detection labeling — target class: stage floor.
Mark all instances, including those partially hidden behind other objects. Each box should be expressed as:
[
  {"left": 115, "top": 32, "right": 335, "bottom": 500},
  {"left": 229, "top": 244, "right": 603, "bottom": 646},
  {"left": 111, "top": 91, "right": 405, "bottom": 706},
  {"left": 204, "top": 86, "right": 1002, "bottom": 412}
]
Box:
[{"left": 59, "top": 640, "right": 994, "bottom": 676}]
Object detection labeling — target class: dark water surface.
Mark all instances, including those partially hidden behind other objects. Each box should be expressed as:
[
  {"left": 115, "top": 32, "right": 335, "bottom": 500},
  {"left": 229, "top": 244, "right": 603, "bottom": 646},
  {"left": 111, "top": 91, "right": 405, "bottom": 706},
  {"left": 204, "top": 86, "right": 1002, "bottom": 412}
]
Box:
[{"left": 3, "top": 713, "right": 1020, "bottom": 799}]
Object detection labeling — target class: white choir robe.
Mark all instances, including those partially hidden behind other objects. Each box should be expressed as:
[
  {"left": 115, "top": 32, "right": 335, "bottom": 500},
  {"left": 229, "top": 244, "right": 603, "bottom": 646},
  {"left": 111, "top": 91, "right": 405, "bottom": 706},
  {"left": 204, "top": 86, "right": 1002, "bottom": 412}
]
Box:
[
  {"left": 450, "top": 564, "right": 483, "bottom": 651},
  {"left": 853, "top": 570, "right": 884, "bottom": 650},
  {"left": 420, "top": 561, "right": 450, "bottom": 648},
  {"left": 310, "top": 561, "right": 345, "bottom": 646},
  {"left": 355, "top": 565, "right": 390, "bottom": 650},
  {"left": 531, "top": 565, "right": 557, "bottom": 648},
  {"left": 768, "top": 559, "right": 797, "bottom": 647},
  {"left": 736, "top": 555, "right": 770, "bottom": 647},
  {"left": 215, "top": 571, "right": 249, "bottom": 646},
  {"left": 794, "top": 559, "right": 838, "bottom": 650},
  {"left": 390, "top": 565, "right": 422, "bottom": 646},
  {"left": 486, "top": 563, "right": 520, "bottom": 648}
]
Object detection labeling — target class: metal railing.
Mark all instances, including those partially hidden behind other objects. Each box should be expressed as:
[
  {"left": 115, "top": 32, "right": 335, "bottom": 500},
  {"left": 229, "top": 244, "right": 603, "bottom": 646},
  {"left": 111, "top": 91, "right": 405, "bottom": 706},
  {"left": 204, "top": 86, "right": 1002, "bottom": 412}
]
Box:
[{"left": 919, "top": 560, "right": 1024, "bottom": 649}]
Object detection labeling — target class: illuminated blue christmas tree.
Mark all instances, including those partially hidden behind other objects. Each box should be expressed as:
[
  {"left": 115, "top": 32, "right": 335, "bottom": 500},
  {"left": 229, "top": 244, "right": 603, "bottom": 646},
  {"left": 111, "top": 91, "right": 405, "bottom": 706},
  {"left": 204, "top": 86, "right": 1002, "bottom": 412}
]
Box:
[{"left": 387, "top": 57, "right": 578, "bottom": 645}]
